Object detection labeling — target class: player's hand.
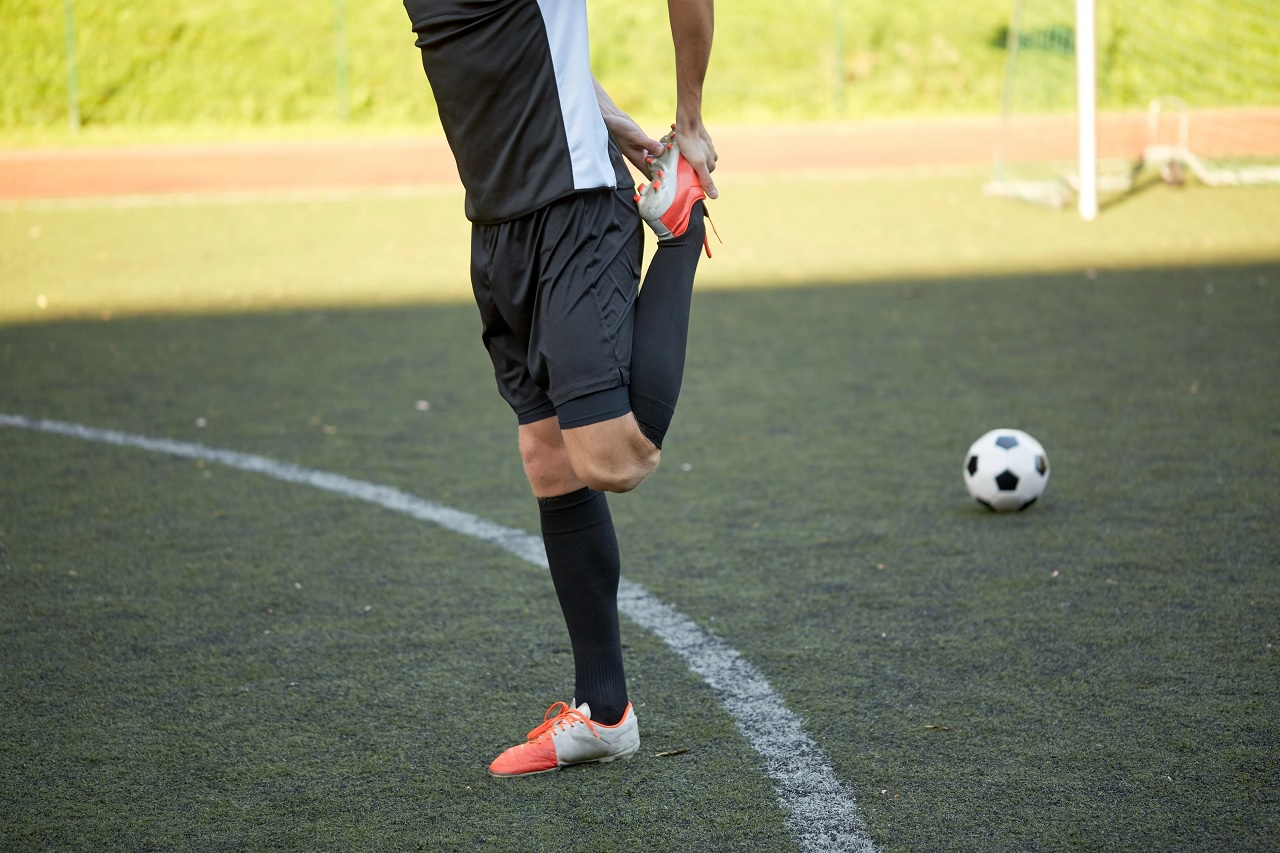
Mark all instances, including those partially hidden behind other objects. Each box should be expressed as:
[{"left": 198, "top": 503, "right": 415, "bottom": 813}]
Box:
[
  {"left": 673, "top": 120, "right": 718, "bottom": 199},
  {"left": 603, "top": 112, "right": 663, "bottom": 178}
]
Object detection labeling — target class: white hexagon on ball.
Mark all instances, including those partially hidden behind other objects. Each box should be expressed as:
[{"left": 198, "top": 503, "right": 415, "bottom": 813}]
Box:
[{"left": 963, "top": 428, "right": 1050, "bottom": 512}]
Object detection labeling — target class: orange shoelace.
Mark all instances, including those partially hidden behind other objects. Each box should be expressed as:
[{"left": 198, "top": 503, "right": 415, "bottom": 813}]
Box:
[{"left": 526, "top": 701, "right": 600, "bottom": 742}]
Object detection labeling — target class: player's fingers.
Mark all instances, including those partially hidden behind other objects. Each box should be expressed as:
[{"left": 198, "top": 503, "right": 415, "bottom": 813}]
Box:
[
  {"left": 696, "top": 163, "right": 718, "bottom": 199},
  {"left": 690, "top": 141, "right": 718, "bottom": 197},
  {"left": 631, "top": 136, "right": 659, "bottom": 176},
  {"left": 703, "top": 140, "right": 719, "bottom": 169}
]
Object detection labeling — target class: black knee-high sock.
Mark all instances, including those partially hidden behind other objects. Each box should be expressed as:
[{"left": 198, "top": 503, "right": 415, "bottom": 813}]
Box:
[
  {"left": 629, "top": 202, "right": 707, "bottom": 449},
  {"left": 538, "top": 487, "right": 628, "bottom": 726}
]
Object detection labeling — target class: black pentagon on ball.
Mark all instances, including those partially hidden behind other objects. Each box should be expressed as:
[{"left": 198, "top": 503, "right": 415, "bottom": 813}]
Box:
[
  {"left": 1035, "top": 454, "right": 1048, "bottom": 475},
  {"left": 967, "top": 455, "right": 979, "bottom": 476},
  {"left": 994, "top": 434, "right": 1019, "bottom": 450},
  {"left": 994, "top": 469, "right": 1019, "bottom": 491}
]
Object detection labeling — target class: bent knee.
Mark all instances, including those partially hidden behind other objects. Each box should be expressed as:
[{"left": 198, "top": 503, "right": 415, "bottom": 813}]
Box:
[
  {"left": 524, "top": 456, "right": 582, "bottom": 496},
  {"left": 518, "top": 420, "right": 583, "bottom": 496},
  {"left": 578, "top": 449, "right": 660, "bottom": 494}
]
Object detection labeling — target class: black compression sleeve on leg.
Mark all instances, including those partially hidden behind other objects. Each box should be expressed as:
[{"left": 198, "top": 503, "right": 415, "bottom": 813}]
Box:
[
  {"left": 628, "top": 202, "right": 706, "bottom": 449},
  {"left": 537, "top": 487, "right": 628, "bottom": 726}
]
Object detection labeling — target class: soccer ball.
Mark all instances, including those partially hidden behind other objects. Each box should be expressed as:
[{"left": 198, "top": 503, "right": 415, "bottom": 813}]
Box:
[{"left": 963, "top": 428, "right": 1050, "bottom": 512}]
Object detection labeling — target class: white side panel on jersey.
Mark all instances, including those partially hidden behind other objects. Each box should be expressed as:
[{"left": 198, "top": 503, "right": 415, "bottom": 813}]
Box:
[{"left": 535, "top": 0, "right": 617, "bottom": 191}]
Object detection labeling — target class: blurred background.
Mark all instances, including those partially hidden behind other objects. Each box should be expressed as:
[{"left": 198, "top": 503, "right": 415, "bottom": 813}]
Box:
[
  {"left": 3, "top": 0, "right": 1278, "bottom": 318},
  {"left": 5, "top": 0, "right": 1016, "bottom": 138},
  {"left": 2, "top": 0, "right": 1274, "bottom": 140}
]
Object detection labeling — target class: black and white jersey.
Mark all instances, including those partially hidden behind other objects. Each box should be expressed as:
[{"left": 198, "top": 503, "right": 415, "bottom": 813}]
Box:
[{"left": 405, "top": 0, "right": 632, "bottom": 224}]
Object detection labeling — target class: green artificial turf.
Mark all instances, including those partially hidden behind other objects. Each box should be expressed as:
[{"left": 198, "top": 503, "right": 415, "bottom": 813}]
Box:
[{"left": 2, "top": 173, "right": 1278, "bottom": 850}]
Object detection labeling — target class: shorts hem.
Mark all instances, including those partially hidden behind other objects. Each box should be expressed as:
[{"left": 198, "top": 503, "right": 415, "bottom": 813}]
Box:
[{"left": 557, "top": 384, "right": 633, "bottom": 430}]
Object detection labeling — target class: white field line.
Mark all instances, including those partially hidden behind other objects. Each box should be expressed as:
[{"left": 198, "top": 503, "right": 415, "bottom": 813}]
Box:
[{"left": 0, "top": 413, "right": 877, "bottom": 853}]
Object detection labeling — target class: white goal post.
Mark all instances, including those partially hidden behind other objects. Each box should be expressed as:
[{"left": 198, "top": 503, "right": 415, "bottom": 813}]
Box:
[
  {"left": 1074, "top": 0, "right": 1097, "bottom": 220},
  {"left": 986, "top": 0, "right": 1280, "bottom": 220}
]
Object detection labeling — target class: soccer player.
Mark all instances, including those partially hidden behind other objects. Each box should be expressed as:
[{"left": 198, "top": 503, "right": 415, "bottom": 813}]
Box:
[{"left": 402, "top": 0, "right": 717, "bottom": 776}]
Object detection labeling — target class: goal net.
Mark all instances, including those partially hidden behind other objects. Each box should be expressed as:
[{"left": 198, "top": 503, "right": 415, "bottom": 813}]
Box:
[{"left": 985, "top": 0, "right": 1280, "bottom": 218}]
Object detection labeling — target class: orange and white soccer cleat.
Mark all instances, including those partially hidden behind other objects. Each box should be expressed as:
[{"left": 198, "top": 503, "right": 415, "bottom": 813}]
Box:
[
  {"left": 635, "top": 128, "right": 713, "bottom": 249},
  {"left": 487, "top": 701, "right": 640, "bottom": 777}
]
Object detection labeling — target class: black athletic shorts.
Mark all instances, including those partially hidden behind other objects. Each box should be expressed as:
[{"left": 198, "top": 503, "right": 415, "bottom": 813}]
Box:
[{"left": 470, "top": 187, "right": 643, "bottom": 428}]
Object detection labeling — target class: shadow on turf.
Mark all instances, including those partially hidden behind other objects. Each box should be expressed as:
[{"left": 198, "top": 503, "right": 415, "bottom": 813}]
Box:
[{"left": 1099, "top": 169, "right": 1183, "bottom": 214}]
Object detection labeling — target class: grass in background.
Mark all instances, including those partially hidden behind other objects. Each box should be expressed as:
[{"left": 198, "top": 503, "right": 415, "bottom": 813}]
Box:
[
  {"left": 3, "top": 0, "right": 1018, "bottom": 141},
  {"left": 8, "top": 0, "right": 1279, "bottom": 143},
  {"left": 1002, "top": 0, "right": 1280, "bottom": 111},
  {"left": 2, "top": 169, "right": 1279, "bottom": 850}
]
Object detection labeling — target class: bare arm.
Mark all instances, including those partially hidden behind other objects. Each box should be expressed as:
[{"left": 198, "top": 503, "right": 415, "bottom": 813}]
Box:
[
  {"left": 667, "top": 0, "right": 717, "bottom": 198},
  {"left": 594, "top": 77, "right": 663, "bottom": 177}
]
